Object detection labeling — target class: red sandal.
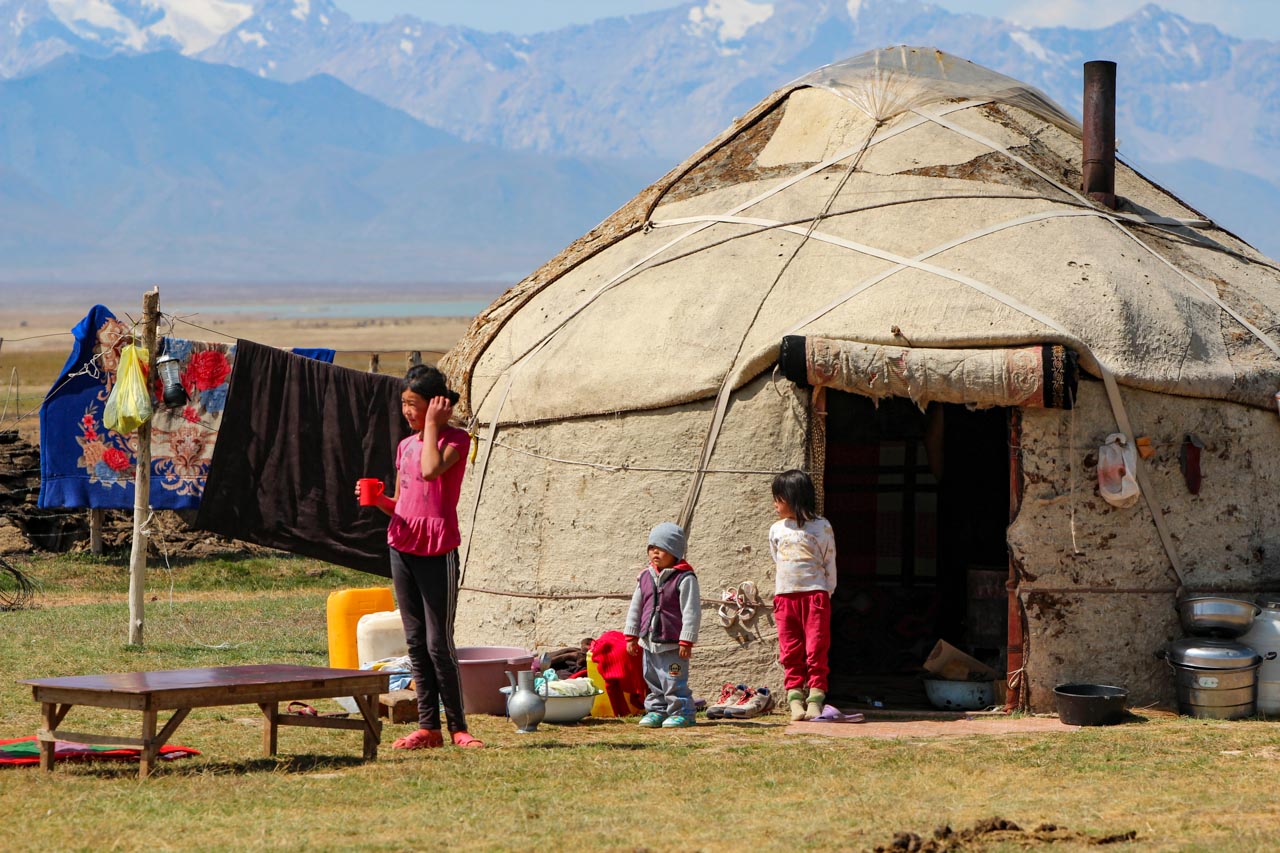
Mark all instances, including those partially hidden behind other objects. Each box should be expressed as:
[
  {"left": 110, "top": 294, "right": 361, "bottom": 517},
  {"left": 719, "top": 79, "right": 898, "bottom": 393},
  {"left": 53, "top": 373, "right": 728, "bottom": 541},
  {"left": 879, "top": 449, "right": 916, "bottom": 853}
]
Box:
[
  {"left": 451, "top": 731, "right": 484, "bottom": 749},
  {"left": 393, "top": 728, "right": 444, "bottom": 750}
]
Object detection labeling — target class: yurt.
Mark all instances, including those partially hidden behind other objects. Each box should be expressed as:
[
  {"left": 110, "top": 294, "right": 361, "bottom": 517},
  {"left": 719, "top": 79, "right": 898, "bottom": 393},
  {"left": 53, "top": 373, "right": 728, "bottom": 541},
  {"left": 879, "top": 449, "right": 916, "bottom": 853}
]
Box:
[{"left": 439, "top": 47, "right": 1280, "bottom": 711}]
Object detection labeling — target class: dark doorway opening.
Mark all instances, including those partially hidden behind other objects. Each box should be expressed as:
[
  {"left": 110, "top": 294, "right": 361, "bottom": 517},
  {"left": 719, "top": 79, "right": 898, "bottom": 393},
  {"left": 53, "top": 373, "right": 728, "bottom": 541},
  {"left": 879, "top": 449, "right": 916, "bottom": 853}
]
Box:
[{"left": 822, "top": 391, "right": 1009, "bottom": 709}]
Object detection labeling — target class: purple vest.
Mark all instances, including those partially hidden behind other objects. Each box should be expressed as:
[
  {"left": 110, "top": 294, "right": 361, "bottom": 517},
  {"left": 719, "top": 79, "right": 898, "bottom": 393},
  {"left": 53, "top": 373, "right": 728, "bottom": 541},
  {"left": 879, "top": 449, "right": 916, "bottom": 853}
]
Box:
[{"left": 638, "top": 567, "right": 694, "bottom": 644}]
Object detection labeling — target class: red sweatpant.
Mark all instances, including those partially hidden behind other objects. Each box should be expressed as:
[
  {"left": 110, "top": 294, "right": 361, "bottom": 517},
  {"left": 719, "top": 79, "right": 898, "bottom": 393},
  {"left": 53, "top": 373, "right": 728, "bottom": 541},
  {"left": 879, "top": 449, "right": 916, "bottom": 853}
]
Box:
[{"left": 774, "top": 589, "right": 832, "bottom": 693}]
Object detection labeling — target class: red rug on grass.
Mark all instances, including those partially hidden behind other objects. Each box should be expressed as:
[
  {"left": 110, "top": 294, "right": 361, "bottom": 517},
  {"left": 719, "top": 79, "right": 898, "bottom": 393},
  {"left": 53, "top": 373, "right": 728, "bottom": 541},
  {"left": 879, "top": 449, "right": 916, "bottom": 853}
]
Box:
[{"left": 0, "top": 736, "right": 200, "bottom": 766}]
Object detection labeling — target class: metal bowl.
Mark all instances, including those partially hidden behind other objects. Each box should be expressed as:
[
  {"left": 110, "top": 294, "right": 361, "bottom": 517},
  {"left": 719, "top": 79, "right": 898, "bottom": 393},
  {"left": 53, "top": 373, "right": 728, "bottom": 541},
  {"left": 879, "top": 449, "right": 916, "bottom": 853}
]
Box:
[
  {"left": 1178, "top": 597, "right": 1260, "bottom": 637},
  {"left": 922, "top": 678, "right": 995, "bottom": 711},
  {"left": 1054, "top": 683, "right": 1128, "bottom": 726}
]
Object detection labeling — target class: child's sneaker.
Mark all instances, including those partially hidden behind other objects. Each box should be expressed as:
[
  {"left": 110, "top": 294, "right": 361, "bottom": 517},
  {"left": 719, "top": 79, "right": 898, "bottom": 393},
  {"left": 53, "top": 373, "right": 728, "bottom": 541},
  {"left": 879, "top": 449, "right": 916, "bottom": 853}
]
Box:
[
  {"left": 706, "top": 683, "right": 747, "bottom": 719},
  {"left": 661, "top": 714, "right": 696, "bottom": 728},
  {"left": 717, "top": 685, "right": 756, "bottom": 718},
  {"left": 723, "top": 687, "right": 775, "bottom": 719},
  {"left": 638, "top": 711, "right": 667, "bottom": 727}
]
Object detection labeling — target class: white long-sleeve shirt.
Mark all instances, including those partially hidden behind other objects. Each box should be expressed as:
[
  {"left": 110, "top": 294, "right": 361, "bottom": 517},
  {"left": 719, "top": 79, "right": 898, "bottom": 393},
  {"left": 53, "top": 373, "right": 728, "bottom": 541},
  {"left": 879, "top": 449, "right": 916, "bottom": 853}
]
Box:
[{"left": 769, "top": 517, "right": 837, "bottom": 595}]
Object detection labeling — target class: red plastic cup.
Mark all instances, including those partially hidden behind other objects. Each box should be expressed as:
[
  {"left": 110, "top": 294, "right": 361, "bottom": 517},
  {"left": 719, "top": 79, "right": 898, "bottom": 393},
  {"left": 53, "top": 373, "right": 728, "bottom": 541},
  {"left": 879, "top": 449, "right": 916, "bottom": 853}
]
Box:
[{"left": 357, "top": 478, "right": 384, "bottom": 506}]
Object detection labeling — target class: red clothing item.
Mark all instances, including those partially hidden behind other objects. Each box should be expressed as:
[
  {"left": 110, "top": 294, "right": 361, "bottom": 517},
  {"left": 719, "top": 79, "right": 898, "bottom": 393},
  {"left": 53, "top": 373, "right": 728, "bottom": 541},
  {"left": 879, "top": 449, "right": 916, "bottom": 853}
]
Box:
[
  {"left": 387, "top": 427, "right": 470, "bottom": 556},
  {"left": 591, "top": 630, "right": 647, "bottom": 716},
  {"left": 774, "top": 590, "right": 832, "bottom": 692}
]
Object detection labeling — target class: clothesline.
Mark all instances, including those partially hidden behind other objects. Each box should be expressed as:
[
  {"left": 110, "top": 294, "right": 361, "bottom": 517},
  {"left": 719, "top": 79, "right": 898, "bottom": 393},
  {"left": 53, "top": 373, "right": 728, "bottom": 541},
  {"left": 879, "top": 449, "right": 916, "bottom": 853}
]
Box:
[
  {"left": 461, "top": 584, "right": 773, "bottom": 608},
  {"left": 0, "top": 348, "right": 112, "bottom": 432},
  {"left": 488, "top": 438, "right": 789, "bottom": 476}
]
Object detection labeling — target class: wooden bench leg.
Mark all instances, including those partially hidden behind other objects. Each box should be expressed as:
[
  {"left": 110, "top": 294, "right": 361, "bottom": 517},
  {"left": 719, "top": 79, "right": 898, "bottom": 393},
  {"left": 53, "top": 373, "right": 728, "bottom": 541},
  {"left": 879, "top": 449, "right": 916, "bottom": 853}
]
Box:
[
  {"left": 39, "top": 703, "right": 57, "bottom": 772},
  {"left": 37, "top": 702, "right": 74, "bottom": 772},
  {"left": 259, "top": 702, "right": 278, "bottom": 756},
  {"left": 139, "top": 710, "right": 158, "bottom": 779},
  {"left": 154, "top": 708, "right": 191, "bottom": 754},
  {"left": 353, "top": 694, "right": 381, "bottom": 760}
]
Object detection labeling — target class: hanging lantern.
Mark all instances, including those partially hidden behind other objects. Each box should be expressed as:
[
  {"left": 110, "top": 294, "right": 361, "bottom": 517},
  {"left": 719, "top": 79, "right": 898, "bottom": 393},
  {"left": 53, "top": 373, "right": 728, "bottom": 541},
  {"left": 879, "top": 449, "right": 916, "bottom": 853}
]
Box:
[{"left": 155, "top": 353, "right": 188, "bottom": 408}]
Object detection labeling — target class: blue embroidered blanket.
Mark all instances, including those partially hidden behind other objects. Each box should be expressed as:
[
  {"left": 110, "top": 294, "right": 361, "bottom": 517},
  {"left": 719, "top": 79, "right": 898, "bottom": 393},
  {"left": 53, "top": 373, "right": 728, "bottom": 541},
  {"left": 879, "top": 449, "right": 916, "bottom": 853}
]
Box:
[{"left": 39, "top": 305, "right": 334, "bottom": 510}]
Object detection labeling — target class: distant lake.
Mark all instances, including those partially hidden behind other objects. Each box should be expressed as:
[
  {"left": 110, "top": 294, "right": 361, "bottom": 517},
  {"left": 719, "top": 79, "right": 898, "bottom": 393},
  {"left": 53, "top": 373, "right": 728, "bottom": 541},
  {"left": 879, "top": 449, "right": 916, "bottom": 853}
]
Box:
[{"left": 182, "top": 299, "right": 491, "bottom": 319}]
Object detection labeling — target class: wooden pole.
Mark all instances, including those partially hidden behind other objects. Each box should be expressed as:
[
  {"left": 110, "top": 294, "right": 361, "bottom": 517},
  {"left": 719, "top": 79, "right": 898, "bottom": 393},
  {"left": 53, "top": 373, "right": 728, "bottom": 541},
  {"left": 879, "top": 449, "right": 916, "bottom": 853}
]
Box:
[
  {"left": 89, "top": 508, "right": 104, "bottom": 556},
  {"left": 368, "top": 353, "right": 380, "bottom": 374},
  {"left": 128, "top": 287, "right": 160, "bottom": 646},
  {"left": 406, "top": 351, "right": 422, "bottom": 370}
]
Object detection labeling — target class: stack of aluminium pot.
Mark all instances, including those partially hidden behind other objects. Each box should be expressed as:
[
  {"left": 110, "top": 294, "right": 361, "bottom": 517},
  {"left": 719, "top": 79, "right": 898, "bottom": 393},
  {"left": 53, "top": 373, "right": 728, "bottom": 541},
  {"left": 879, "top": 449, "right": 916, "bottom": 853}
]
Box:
[{"left": 1167, "top": 597, "right": 1268, "bottom": 720}]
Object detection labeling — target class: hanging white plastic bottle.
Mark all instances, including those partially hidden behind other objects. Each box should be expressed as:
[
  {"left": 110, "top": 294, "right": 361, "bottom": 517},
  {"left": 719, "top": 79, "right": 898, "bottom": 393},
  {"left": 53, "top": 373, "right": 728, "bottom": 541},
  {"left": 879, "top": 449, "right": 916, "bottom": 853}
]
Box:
[{"left": 1098, "top": 433, "right": 1140, "bottom": 508}]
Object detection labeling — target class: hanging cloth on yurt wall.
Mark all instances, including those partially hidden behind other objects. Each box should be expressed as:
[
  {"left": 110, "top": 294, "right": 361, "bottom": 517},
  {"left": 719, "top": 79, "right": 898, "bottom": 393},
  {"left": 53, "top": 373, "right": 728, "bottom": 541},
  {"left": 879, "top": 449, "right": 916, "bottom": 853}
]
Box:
[
  {"left": 38, "top": 305, "right": 336, "bottom": 511},
  {"left": 778, "top": 335, "right": 1078, "bottom": 409},
  {"left": 194, "top": 339, "right": 409, "bottom": 577}
]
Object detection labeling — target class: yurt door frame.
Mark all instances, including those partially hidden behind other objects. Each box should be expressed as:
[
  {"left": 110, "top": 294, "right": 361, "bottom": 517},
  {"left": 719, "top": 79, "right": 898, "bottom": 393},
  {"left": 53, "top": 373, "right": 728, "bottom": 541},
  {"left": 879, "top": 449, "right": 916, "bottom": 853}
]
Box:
[{"left": 813, "top": 387, "right": 1013, "bottom": 706}]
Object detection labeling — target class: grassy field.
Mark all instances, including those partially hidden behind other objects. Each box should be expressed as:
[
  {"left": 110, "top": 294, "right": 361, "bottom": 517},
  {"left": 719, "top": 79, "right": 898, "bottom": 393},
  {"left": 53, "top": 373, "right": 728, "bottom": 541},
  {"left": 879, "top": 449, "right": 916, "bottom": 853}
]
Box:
[{"left": 3, "top": 553, "right": 1280, "bottom": 851}]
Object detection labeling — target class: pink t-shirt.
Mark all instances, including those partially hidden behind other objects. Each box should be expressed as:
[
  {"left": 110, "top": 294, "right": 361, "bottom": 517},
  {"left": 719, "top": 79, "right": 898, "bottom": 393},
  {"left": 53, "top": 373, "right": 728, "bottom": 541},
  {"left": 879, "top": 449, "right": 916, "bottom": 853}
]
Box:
[{"left": 386, "top": 427, "right": 470, "bottom": 556}]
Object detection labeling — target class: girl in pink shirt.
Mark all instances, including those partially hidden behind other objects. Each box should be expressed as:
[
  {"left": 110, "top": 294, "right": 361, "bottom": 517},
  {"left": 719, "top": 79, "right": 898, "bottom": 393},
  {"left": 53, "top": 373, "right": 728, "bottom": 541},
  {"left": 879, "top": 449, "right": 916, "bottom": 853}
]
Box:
[{"left": 356, "top": 365, "right": 479, "bottom": 750}]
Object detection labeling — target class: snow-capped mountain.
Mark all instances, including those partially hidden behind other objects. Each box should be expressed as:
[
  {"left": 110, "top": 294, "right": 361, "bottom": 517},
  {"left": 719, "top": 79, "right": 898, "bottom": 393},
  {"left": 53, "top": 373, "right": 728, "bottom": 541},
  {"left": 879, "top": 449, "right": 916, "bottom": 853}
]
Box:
[
  {"left": 5, "top": 0, "right": 1277, "bottom": 178},
  {"left": 0, "top": 0, "right": 1277, "bottom": 280},
  {"left": 41, "top": 0, "right": 250, "bottom": 53}
]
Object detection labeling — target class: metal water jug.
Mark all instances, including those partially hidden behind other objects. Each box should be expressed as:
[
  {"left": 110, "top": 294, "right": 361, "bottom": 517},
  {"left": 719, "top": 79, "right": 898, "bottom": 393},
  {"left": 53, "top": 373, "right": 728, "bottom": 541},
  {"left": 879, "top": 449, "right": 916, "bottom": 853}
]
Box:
[{"left": 505, "top": 669, "right": 546, "bottom": 733}]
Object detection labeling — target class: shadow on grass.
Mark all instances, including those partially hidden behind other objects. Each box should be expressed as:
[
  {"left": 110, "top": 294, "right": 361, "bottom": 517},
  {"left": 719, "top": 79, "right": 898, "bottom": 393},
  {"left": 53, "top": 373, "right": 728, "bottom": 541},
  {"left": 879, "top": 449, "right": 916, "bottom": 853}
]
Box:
[
  {"left": 49, "top": 753, "right": 370, "bottom": 779},
  {"left": 514, "top": 741, "right": 651, "bottom": 750},
  {"left": 164, "top": 753, "right": 369, "bottom": 776}
]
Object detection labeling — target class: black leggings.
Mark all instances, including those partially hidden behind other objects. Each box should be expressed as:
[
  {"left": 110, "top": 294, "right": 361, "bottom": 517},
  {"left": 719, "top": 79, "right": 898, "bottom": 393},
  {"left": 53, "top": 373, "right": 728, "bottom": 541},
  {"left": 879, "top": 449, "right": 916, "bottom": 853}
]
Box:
[{"left": 389, "top": 548, "right": 467, "bottom": 732}]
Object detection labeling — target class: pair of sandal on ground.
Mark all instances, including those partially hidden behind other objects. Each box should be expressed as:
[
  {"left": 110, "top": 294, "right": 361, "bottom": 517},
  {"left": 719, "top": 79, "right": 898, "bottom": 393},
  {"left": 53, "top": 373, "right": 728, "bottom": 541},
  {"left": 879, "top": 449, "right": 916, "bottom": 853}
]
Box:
[
  {"left": 717, "top": 581, "right": 762, "bottom": 628},
  {"left": 706, "top": 683, "right": 776, "bottom": 719},
  {"left": 392, "top": 728, "right": 484, "bottom": 749}
]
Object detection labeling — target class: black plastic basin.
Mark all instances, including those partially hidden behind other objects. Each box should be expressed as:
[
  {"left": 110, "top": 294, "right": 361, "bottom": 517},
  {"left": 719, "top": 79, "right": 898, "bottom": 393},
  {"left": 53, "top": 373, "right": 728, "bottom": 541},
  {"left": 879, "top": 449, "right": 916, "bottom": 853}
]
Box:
[{"left": 1054, "top": 683, "right": 1128, "bottom": 726}]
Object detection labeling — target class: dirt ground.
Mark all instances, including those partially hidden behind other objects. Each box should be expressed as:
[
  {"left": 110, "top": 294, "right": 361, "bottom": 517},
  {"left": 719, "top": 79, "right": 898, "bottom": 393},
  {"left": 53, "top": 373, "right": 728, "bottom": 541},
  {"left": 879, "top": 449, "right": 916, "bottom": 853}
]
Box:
[{"left": 869, "top": 816, "right": 1138, "bottom": 851}]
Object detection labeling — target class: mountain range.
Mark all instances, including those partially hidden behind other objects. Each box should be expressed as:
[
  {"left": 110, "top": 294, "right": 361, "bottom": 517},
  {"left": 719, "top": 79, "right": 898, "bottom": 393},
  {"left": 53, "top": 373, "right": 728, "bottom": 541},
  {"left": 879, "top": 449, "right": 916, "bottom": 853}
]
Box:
[{"left": 0, "top": 0, "right": 1277, "bottom": 285}]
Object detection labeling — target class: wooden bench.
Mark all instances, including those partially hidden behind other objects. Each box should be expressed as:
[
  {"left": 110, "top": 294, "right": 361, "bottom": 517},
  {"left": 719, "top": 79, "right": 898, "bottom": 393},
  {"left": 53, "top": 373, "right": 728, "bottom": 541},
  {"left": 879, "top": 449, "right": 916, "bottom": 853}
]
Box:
[{"left": 19, "top": 664, "right": 390, "bottom": 778}]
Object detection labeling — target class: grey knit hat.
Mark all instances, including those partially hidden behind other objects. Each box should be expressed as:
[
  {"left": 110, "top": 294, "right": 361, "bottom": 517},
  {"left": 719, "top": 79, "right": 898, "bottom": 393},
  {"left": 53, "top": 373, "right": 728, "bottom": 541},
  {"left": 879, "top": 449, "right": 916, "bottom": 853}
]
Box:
[{"left": 647, "top": 522, "right": 687, "bottom": 560}]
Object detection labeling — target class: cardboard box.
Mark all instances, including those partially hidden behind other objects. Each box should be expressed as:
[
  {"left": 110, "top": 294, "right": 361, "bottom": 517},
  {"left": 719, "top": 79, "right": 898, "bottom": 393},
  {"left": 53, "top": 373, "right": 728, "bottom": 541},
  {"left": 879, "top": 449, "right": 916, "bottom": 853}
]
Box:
[{"left": 923, "top": 639, "right": 1000, "bottom": 682}]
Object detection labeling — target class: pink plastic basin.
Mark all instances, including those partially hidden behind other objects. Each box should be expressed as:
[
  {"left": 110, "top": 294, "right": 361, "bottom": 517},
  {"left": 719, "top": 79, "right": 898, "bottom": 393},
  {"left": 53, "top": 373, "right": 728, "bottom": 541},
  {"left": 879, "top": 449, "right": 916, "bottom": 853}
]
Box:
[{"left": 457, "top": 646, "right": 534, "bottom": 716}]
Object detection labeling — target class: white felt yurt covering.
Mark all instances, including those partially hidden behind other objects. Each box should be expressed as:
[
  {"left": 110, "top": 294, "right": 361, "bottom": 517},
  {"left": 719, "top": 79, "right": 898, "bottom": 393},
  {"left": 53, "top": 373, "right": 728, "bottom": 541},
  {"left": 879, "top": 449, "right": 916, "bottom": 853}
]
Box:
[{"left": 441, "top": 47, "right": 1280, "bottom": 711}]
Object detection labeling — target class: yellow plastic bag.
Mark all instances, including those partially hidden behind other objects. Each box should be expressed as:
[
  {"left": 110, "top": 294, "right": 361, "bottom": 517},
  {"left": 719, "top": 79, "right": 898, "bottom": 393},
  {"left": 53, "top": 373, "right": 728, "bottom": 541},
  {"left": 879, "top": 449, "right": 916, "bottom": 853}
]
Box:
[{"left": 104, "top": 344, "right": 153, "bottom": 434}]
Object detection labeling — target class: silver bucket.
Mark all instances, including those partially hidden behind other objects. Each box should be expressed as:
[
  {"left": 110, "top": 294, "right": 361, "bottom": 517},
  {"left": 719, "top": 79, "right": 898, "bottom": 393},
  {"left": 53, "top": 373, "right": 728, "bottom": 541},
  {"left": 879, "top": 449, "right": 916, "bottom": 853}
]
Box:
[{"left": 1171, "top": 663, "right": 1259, "bottom": 720}]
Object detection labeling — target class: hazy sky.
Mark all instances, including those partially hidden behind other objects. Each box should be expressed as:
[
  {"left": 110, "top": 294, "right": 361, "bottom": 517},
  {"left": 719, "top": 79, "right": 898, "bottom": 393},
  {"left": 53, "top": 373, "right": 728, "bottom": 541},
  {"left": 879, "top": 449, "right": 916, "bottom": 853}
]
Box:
[{"left": 333, "top": 1, "right": 1280, "bottom": 41}]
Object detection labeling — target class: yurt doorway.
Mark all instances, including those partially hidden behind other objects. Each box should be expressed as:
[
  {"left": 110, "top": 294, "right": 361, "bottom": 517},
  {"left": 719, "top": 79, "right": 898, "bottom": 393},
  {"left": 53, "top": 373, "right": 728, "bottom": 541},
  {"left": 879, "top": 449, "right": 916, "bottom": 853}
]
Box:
[{"left": 821, "top": 391, "right": 1010, "bottom": 708}]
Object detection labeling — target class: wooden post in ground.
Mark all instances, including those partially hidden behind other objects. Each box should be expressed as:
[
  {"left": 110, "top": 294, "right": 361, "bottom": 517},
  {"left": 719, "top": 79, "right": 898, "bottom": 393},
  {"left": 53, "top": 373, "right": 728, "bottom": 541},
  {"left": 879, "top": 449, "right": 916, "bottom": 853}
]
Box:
[
  {"left": 368, "top": 353, "right": 380, "bottom": 374},
  {"left": 128, "top": 287, "right": 160, "bottom": 647},
  {"left": 406, "top": 351, "right": 421, "bottom": 371},
  {"left": 89, "top": 509, "right": 104, "bottom": 555}
]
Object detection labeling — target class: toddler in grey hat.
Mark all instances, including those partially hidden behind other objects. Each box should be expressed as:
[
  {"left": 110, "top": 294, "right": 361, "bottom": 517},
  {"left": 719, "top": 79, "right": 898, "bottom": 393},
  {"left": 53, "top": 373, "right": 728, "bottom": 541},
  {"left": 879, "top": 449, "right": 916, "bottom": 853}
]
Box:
[
  {"left": 623, "top": 522, "right": 700, "bottom": 728},
  {"left": 647, "top": 521, "right": 686, "bottom": 561}
]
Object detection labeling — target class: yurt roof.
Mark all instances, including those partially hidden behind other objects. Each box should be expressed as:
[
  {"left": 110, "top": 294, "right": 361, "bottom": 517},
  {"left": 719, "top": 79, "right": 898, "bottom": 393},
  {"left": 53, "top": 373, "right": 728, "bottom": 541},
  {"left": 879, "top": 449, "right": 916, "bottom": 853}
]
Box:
[{"left": 442, "top": 46, "right": 1280, "bottom": 426}]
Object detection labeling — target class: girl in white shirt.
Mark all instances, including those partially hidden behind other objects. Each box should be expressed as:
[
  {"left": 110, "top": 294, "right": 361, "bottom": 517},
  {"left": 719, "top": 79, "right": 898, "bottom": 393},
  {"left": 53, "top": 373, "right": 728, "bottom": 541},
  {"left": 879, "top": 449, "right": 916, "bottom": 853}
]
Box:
[{"left": 769, "top": 469, "right": 837, "bottom": 721}]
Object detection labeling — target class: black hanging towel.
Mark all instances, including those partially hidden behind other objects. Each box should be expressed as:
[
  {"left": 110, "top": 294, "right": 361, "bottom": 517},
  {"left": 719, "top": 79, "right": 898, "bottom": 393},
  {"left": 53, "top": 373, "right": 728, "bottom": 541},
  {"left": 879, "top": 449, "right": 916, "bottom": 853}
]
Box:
[{"left": 195, "top": 339, "right": 409, "bottom": 577}]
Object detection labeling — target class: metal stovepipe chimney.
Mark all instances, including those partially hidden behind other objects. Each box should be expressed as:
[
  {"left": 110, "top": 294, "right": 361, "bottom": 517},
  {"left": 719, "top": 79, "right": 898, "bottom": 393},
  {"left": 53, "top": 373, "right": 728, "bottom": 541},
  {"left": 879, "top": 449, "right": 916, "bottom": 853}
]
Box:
[{"left": 1082, "top": 60, "right": 1117, "bottom": 209}]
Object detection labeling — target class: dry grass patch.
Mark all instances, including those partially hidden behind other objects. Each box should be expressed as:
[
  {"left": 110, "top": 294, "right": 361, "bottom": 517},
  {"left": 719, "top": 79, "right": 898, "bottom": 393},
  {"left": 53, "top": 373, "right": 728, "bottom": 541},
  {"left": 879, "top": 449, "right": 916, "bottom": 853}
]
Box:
[{"left": 4, "top": 561, "right": 1280, "bottom": 850}]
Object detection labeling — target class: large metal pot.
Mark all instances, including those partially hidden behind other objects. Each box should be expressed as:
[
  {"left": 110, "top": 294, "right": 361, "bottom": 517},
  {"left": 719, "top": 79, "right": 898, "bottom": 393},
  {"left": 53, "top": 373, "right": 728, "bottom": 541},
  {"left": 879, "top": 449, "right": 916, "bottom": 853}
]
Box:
[
  {"left": 1165, "top": 638, "right": 1266, "bottom": 720},
  {"left": 1178, "top": 597, "right": 1260, "bottom": 638}
]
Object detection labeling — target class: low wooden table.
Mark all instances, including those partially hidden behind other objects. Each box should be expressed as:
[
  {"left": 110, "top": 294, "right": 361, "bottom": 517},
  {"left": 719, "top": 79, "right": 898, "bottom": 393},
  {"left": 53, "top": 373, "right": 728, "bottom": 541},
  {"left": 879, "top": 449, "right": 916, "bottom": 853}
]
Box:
[{"left": 20, "top": 664, "right": 390, "bottom": 778}]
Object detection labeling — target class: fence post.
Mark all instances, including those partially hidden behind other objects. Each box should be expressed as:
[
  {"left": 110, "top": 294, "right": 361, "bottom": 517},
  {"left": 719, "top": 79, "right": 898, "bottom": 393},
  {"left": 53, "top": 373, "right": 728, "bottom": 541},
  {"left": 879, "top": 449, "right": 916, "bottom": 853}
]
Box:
[
  {"left": 127, "top": 287, "right": 160, "bottom": 646},
  {"left": 89, "top": 508, "right": 104, "bottom": 555}
]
